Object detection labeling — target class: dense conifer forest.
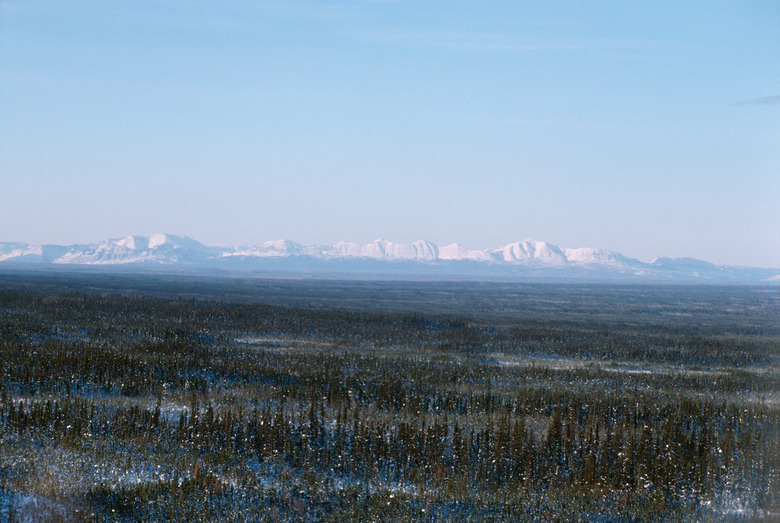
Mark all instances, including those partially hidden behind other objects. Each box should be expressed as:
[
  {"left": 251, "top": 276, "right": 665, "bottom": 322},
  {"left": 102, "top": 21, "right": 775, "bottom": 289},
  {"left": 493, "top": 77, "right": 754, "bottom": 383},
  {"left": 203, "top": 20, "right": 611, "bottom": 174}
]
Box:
[{"left": 0, "top": 271, "right": 777, "bottom": 521}]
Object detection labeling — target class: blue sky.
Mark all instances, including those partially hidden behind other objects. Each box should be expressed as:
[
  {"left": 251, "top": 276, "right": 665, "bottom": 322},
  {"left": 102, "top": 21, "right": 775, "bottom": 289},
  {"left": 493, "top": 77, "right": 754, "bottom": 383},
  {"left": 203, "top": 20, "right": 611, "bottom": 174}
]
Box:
[{"left": 1, "top": 1, "right": 778, "bottom": 267}]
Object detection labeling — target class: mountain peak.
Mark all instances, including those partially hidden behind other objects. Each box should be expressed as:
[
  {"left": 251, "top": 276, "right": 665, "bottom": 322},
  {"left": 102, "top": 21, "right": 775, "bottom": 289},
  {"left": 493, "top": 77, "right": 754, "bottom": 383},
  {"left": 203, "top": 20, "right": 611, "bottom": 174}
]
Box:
[
  {"left": 115, "top": 235, "right": 148, "bottom": 250},
  {"left": 0, "top": 234, "right": 776, "bottom": 282}
]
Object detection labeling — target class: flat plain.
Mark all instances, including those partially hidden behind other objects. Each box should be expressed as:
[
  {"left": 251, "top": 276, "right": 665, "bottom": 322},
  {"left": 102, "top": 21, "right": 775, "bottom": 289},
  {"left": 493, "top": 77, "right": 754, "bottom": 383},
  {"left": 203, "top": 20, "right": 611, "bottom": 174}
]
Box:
[{"left": 0, "top": 270, "right": 777, "bottom": 521}]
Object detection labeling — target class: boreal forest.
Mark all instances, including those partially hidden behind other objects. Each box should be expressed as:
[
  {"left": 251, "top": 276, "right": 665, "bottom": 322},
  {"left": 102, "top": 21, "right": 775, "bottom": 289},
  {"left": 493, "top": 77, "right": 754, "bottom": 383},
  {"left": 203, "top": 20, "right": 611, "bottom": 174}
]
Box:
[{"left": 0, "top": 271, "right": 777, "bottom": 521}]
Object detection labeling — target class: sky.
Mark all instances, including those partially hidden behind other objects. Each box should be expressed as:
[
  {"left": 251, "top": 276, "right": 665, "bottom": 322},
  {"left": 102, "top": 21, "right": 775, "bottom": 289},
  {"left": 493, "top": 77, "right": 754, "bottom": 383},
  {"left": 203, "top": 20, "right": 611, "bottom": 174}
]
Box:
[{"left": 0, "top": 1, "right": 778, "bottom": 267}]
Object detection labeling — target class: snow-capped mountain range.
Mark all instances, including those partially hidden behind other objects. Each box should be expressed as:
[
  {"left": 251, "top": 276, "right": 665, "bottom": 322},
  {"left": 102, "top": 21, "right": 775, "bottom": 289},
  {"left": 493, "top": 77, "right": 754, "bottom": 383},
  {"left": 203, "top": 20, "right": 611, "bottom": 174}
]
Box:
[{"left": 0, "top": 234, "right": 777, "bottom": 283}]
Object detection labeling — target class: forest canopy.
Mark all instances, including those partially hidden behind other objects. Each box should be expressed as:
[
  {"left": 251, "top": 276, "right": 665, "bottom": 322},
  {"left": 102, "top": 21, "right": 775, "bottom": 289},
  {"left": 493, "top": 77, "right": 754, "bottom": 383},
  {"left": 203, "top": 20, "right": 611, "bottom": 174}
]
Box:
[{"left": 0, "top": 271, "right": 777, "bottom": 521}]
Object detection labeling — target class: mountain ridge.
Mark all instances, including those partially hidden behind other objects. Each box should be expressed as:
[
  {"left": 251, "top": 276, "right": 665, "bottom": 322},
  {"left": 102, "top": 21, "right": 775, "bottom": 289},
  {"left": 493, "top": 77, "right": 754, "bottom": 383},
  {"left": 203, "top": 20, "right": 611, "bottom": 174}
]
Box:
[{"left": 1, "top": 234, "right": 776, "bottom": 283}]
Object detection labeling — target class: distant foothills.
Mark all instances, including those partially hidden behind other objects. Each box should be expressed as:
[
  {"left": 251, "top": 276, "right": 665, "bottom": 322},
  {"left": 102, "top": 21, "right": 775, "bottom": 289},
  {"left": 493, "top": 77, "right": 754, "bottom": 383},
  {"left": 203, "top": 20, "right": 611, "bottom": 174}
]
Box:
[{"left": 1, "top": 233, "right": 777, "bottom": 283}]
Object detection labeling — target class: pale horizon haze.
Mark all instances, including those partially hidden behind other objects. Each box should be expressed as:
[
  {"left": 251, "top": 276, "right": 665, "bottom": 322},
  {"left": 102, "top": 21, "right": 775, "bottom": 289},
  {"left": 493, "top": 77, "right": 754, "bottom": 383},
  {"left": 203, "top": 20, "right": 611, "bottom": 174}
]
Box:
[{"left": 1, "top": 1, "right": 778, "bottom": 268}]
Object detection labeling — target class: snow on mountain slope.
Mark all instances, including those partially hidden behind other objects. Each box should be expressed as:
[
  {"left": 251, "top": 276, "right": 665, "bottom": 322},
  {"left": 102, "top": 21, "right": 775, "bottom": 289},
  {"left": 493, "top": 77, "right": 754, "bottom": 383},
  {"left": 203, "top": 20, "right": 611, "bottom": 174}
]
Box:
[
  {"left": 0, "top": 243, "right": 69, "bottom": 263},
  {"left": 0, "top": 243, "right": 42, "bottom": 263},
  {"left": 115, "top": 235, "right": 149, "bottom": 250},
  {"left": 357, "top": 239, "right": 439, "bottom": 261},
  {"left": 328, "top": 241, "right": 364, "bottom": 258},
  {"left": 649, "top": 257, "right": 719, "bottom": 270},
  {"left": 221, "top": 240, "right": 307, "bottom": 258},
  {"left": 0, "top": 243, "right": 41, "bottom": 263},
  {"left": 491, "top": 240, "right": 568, "bottom": 264},
  {"left": 438, "top": 243, "right": 492, "bottom": 261},
  {"left": 313, "top": 239, "right": 439, "bottom": 260},
  {"left": 1, "top": 234, "right": 777, "bottom": 282},
  {"left": 145, "top": 234, "right": 217, "bottom": 255},
  {"left": 563, "top": 247, "right": 626, "bottom": 266},
  {"left": 15, "top": 234, "right": 221, "bottom": 265}
]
